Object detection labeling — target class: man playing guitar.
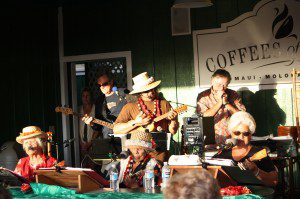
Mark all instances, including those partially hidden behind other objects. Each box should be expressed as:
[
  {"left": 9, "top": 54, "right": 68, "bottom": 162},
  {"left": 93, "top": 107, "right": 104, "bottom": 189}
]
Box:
[{"left": 113, "top": 72, "right": 179, "bottom": 163}]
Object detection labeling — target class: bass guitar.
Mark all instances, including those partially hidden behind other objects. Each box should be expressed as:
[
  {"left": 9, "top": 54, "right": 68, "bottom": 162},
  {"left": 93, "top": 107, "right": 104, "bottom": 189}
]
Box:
[{"left": 55, "top": 106, "right": 114, "bottom": 129}]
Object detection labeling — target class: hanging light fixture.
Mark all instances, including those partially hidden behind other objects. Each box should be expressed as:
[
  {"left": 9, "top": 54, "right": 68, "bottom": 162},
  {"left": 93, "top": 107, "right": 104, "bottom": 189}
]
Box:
[{"left": 172, "top": 0, "right": 213, "bottom": 8}]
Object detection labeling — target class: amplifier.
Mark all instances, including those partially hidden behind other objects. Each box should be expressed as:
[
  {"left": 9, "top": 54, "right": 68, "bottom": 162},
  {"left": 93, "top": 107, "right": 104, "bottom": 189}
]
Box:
[{"left": 182, "top": 115, "right": 215, "bottom": 146}]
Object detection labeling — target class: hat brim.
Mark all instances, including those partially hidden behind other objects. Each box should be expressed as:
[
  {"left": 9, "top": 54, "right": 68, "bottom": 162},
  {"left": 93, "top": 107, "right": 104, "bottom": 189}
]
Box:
[
  {"left": 129, "top": 80, "right": 161, "bottom": 95},
  {"left": 125, "top": 140, "right": 155, "bottom": 151},
  {"left": 16, "top": 131, "right": 47, "bottom": 144}
]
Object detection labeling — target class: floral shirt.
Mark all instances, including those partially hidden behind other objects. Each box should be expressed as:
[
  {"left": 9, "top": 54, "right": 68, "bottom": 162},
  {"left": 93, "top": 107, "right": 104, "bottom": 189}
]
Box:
[
  {"left": 14, "top": 155, "right": 57, "bottom": 182},
  {"left": 196, "top": 88, "right": 246, "bottom": 144}
]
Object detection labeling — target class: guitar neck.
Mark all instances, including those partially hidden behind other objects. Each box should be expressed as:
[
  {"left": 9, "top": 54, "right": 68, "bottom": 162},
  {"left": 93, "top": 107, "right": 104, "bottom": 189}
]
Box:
[
  {"left": 92, "top": 118, "right": 114, "bottom": 129},
  {"left": 69, "top": 111, "right": 114, "bottom": 129},
  {"left": 153, "top": 107, "right": 182, "bottom": 123},
  {"left": 153, "top": 113, "right": 169, "bottom": 123}
]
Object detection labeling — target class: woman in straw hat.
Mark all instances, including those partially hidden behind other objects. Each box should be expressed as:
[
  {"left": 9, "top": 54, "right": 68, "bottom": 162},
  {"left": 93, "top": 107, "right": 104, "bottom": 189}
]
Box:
[
  {"left": 14, "top": 126, "right": 57, "bottom": 181},
  {"left": 113, "top": 72, "right": 179, "bottom": 163},
  {"left": 118, "top": 131, "right": 161, "bottom": 188}
]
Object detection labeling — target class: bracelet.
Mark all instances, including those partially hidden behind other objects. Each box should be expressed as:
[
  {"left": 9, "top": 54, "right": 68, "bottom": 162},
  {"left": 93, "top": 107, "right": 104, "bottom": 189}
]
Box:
[{"left": 254, "top": 168, "right": 260, "bottom": 177}]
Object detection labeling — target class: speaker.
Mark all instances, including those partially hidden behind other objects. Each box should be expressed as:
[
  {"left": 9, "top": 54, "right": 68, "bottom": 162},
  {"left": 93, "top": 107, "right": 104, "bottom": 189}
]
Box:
[
  {"left": 182, "top": 115, "right": 215, "bottom": 146},
  {"left": 171, "top": 7, "right": 191, "bottom": 36}
]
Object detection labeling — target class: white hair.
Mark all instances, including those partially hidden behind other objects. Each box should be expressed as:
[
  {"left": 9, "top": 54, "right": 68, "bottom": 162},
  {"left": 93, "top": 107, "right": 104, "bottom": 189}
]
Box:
[
  {"left": 228, "top": 111, "right": 256, "bottom": 134},
  {"left": 23, "top": 137, "right": 46, "bottom": 152}
]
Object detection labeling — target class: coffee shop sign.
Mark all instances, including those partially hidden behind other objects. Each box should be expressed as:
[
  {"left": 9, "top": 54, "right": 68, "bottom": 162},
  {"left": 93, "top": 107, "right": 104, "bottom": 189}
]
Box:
[{"left": 193, "top": 0, "right": 300, "bottom": 88}]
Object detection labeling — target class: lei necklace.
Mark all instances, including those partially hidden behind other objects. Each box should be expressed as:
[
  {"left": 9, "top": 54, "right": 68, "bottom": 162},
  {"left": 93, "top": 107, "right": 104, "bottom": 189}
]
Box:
[
  {"left": 123, "top": 154, "right": 152, "bottom": 185},
  {"left": 137, "top": 98, "right": 162, "bottom": 127}
]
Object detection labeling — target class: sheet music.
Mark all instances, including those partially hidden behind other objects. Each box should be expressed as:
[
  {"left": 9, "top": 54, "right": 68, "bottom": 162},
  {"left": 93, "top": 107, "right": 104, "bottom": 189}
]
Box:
[
  {"left": 38, "top": 167, "right": 93, "bottom": 171},
  {"left": 204, "top": 158, "right": 235, "bottom": 166}
]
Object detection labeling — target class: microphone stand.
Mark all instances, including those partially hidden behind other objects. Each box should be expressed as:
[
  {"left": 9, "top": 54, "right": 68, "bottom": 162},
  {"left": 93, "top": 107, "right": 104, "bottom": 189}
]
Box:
[{"left": 168, "top": 101, "right": 197, "bottom": 108}]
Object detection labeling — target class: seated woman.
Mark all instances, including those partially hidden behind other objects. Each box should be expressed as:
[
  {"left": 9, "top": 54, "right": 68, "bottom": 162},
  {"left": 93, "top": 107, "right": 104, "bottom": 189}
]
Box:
[
  {"left": 213, "top": 111, "right": 278, "bottom": 187},
  {"left": 14, "top": 126, "right": 57, "bottom": 182},
  {"left": 118, "top": 131, "right": 161, "bottom": 188}
]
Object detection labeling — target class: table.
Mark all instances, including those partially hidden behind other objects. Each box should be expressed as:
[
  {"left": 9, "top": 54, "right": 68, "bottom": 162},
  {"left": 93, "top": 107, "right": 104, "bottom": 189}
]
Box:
[
  {"left": 8, "top": 183, "right": 270, "bottom": 199},
  {"left": 169, "top": 165, "right": 274, "bottom": 198}
]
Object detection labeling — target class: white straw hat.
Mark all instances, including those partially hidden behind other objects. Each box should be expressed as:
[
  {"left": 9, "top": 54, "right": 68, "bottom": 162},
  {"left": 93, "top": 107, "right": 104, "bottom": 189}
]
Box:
[
  {"left": 16, "top": 126, "right": 47, "bottom": 144},
  {"left": 125, "top": 131, "right": 155, "bottom": 151},
  {"left": 129, "top": 72, "right": 161, "bottom": 94}
]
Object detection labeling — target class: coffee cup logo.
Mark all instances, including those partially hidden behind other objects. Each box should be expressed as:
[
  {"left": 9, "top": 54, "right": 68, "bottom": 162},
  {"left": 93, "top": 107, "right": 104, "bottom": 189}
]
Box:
[{"left": 272, "top": 4, "right": 297, "bottom": 40}]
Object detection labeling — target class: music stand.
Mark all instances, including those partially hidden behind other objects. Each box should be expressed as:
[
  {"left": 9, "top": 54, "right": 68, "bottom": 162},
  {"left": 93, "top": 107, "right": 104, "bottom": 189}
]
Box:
[{"left": 35, "top": 168, "right": 109, "bottom": 193}]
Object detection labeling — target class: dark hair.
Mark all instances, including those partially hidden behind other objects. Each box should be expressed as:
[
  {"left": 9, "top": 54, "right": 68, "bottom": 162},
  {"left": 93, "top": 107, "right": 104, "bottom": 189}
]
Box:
[
  {"left": 81, "top": 87, "right": 93, "bottom": 102},
  {"left": 212, "top": 69, "right": 231, "bottom": 83},
  {"left": 97, "top": 71, "right": 113, "bottom": 81},
  {"left": 81, "top": 87, "right": 91, "bottom": 95}
]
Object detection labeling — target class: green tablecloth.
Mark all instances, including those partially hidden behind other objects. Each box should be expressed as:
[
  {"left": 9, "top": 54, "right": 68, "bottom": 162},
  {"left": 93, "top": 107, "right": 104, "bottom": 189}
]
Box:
[{"left": 9, "top": 183, "right": 265, "bottom": 199}]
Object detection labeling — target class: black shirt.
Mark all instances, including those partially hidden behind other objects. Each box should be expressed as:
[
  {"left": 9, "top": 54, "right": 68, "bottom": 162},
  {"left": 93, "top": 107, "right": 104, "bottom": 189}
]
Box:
[
  {"left": 213, "top": 146, "right": 276, "bottom": 173},
  {"left": 94, "top": 89, "right": 127, "bottom": 138}
]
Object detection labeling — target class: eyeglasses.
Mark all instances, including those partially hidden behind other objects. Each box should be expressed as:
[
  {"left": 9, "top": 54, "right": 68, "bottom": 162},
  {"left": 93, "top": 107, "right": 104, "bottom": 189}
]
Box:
[
  {"left": 233, "top": 131, "right": 251, "bottom": 137},
  {"left": 98, "top": 81, "right": 110, "bottom": 87}
]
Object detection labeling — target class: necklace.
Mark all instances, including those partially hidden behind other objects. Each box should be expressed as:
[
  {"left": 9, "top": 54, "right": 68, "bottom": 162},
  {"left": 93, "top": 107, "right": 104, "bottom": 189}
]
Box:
[
  {"left": 123, "top": 154, "right": 151, "bottom": 185},
  {"left": 137, "top": 98, "right": 161, "bottom": 119}
]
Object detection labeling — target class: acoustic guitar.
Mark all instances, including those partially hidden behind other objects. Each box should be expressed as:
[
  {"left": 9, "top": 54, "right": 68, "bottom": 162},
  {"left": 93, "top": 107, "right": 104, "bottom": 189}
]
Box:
[
  {"left": 136, "top": 105, "right": 188, "bottom": 132},
  {"left": 249, "top": 148, "right": 268, "bottom": 161},
  {"left": 55, "top": 107, "right": 114, "bottom": 129}
]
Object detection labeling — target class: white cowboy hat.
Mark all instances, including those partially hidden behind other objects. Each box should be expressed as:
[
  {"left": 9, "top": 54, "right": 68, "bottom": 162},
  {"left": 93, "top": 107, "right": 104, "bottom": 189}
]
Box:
[
  {"left": 125, "top": 131, "right": 155, "bottom": 151},
  {"left": 16, "top": 126, "right": 47, "bottom": 144},
  {"left": 129, "top": 72, "right": 161, "bottom": 94}
]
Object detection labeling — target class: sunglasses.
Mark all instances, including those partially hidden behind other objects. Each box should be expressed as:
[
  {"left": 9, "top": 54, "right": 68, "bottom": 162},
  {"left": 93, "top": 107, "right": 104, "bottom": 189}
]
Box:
[
  {"left": 233, "top": 131, "right": 251, "bottom": 137},
  {"left": 98, "top": 81, "right": 110, "bottom": 87}
]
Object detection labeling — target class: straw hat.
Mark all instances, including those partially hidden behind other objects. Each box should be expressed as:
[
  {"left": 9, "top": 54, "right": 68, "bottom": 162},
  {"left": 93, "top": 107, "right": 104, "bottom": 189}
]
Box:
[
  {"left": 16, "top": 126, "right": 47, "bottom": 144},
  {"left": 129, "top": 72, "right": 161, "bottom": 94},
  {"left": 125, "top": 131, "right": 154, "bottom": 151}
]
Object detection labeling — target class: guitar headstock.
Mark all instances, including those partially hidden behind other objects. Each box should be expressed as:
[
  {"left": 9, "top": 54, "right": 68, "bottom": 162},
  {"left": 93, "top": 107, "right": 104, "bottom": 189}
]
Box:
[
  {"left": 55, "top": 106, "right": 74, "bottom": 115},
  {"left": 174, "top": 105, "right": 188, "bottom": 114}
]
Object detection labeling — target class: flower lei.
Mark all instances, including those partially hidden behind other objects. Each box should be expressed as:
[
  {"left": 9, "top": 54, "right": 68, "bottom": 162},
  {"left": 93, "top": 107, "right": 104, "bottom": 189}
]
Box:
[
  {"left": 137, "top": 98, "right": 161, "bottom": 149},
  {"left": 123, "top": 154, "right": 152, "bottom": 186},
  {"left": 137, "top": 98, "right": 162, "bottom": 129}
]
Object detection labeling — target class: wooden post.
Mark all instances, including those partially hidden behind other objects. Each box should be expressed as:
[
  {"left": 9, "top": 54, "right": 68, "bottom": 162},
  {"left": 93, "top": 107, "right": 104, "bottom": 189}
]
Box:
[{"left": 292, "top": 69, "right": 300, "bottom": 142}]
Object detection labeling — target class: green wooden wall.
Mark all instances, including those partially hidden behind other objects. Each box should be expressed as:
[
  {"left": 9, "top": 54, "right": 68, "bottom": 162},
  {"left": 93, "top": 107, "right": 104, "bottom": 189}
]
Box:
[
  {"left": 62, "top": 0, "right": 293, "bottom": 142},
  {"left": 1, "top": 6, "right": 62, "bottom": 147}
]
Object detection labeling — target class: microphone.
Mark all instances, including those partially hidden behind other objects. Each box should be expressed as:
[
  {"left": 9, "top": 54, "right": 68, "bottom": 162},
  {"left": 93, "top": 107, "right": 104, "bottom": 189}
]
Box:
[
  {"left": 63, "top": 138, "right": 76, "bottom": 144},
  {"left": 118, "top": 150, "right": 129, "bottom": 159},
  {"left": 221, "top": 138, "right": 237, "bottom": 150},
  {"left": 167, "top": 101, "right": 197, "bottom": 108},
  {"left": 63, "top": 138, "right": 76, "bottom": 148},
  {"left": 110, "top": 151, "right": 130, "bottom": 160},
  {"left": 28, "top": 146, "right": 36, "bottom": 151},
  {"left": 112, "top": 87, "right": 118, "bottom": 92}
]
